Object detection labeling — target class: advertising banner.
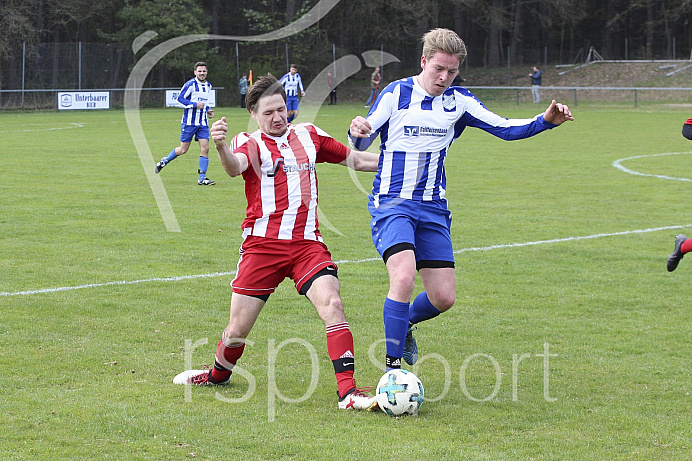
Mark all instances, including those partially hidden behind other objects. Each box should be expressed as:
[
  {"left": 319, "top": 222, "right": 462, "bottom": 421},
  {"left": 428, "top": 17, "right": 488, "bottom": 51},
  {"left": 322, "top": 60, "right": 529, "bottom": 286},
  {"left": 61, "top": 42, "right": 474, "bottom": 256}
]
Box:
[
  {"left": 58, "top": 92, "right": 110, "bottom": 110},
  {"left": 166, "top": 90, "right": 216, "bottom": 108}
]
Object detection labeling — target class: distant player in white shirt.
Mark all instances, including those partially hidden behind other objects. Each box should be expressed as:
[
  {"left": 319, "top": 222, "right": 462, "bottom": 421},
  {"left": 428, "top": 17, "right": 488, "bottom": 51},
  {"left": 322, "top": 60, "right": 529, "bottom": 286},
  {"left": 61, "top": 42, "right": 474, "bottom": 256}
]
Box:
[
  {"left": 349, "top": 28, "right": 574, "bottom": 372},
  {"left": 155, "top": 62, "right": 216, "bottom": 185},
  {"left": 280, "top": 64, "right": 305, "bottom": 123},
  {"left": 174, "top": 74, "right": 382, "bottom": 411}
]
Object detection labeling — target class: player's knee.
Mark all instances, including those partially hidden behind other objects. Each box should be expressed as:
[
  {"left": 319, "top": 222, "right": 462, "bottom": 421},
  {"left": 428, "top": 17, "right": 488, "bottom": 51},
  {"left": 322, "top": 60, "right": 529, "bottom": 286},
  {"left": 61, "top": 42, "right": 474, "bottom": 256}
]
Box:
[
  {"left": 429, "top": 291, "right": 455, "bottom": 312},
  {"left": 324, "top": 295, "right": 344, "bottom": 315},
  {"left": 391, "top": 270, "right": 416, "bottom": 292},
  {"left": 223, "top": 326, "right": 248, "bottom": 345},
  {"left": 319, "top": 295, "right": 346, "bottom": 324}
]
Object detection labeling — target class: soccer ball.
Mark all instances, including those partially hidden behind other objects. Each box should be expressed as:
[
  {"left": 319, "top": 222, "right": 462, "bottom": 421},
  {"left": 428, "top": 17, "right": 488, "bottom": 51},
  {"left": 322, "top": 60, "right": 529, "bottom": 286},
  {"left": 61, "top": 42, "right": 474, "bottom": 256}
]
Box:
[{"left": 375, "top": 369, "right": 424, "bottom": 416}]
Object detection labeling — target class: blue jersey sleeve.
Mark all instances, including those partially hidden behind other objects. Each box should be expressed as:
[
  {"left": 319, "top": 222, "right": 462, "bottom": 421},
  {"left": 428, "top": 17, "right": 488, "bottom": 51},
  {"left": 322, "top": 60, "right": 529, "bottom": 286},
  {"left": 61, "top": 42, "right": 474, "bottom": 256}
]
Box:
[
  {"left": 452, "top": 92, "right": 556, "bottom": 142},
  {"left": 347, "top": 80, "right": 399, "bottom": 151},
  {"left": 177, "top": 80, "right": 195, "bottom": 108}
]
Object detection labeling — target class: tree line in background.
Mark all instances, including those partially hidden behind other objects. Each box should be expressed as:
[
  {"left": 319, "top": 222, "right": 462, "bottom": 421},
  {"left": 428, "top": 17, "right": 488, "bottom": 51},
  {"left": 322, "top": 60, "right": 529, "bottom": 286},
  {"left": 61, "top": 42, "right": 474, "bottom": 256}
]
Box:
[{"left": 1, "top": 0, "right": 692, "bottom": 95}]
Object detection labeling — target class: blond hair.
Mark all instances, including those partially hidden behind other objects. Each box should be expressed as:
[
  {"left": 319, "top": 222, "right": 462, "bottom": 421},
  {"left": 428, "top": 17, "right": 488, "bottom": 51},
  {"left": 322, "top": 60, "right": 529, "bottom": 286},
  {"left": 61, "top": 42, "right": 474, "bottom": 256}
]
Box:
[{"left": 421, "top": 28, "right": 467, "bottom": 64}]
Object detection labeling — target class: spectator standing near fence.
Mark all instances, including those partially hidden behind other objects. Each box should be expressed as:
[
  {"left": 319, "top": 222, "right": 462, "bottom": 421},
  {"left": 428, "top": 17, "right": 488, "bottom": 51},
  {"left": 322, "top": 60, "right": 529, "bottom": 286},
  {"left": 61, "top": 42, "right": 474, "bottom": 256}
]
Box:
[
  {"left": 529, "top": 66, "right": 542, "bottom": 103},
  {"left": 328, "top": 71, "right": 338, "bottom": 105},
  {"left": 365, "top": 67, "right": 381, "bottom": 108},
  {"left": 239, "top": 73, "right": 249, "bottom": 108}
]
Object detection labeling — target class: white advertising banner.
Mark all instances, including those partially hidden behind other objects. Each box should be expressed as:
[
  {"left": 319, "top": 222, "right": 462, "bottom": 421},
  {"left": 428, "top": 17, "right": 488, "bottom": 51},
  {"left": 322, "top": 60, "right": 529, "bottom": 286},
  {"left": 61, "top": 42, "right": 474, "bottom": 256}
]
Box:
[
  {"left": 58, "top": 92, "right": 110, "bottom": 110},
  {"left": 166, "top": 89, "right": 216, "bottom": 108}
]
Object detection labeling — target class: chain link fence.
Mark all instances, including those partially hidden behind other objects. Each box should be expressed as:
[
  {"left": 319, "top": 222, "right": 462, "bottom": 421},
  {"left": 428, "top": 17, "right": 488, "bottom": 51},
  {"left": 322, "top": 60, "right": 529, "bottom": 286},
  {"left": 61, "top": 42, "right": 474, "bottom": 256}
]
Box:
[
  {"left": 2, "top": 41, "right": 691, "bottom": 110},
  {"left": 0, "top": 42, "right": 135, "bottom": 109}
]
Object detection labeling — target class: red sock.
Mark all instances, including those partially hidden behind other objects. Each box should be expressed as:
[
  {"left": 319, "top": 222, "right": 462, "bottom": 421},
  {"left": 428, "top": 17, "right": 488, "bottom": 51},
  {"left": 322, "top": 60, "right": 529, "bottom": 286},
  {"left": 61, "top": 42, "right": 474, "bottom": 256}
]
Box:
[
  {"left": 326, "top": 322, "right": 356, "bottom": 398},
  {"left": 210, "top": 338, "right": 245, "bottom": 383},
  {"left": 681, "top": 238, "right": 692, "bottom": 254}
]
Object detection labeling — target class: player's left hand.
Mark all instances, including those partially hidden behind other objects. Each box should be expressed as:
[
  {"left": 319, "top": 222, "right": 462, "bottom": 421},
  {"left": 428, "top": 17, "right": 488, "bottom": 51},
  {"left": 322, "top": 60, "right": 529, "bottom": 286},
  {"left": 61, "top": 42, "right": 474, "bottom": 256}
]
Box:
[
  {"left": 207, "top": 109, "right": 214, "bottom": 119},
  {"left": 543, "top": 100, "right": 574, "bottom": 125}
]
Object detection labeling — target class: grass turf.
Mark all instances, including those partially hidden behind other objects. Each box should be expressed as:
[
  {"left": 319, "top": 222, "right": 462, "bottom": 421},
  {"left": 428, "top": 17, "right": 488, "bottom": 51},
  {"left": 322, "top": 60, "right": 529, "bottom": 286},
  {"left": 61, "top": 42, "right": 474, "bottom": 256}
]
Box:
[{"left": 1, "top": 102, "right": 691, "bottom": 459}]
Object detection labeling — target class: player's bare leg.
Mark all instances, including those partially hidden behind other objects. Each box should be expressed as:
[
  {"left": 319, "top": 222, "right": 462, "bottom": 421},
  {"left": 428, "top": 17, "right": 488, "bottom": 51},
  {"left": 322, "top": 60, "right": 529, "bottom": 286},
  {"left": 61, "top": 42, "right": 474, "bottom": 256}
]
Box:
[
  {"left": 173, "top": 294, "right": 264, "bottom": 385},
  {"left": 307, "top": 275, "right": 377, "bottom": 410}
]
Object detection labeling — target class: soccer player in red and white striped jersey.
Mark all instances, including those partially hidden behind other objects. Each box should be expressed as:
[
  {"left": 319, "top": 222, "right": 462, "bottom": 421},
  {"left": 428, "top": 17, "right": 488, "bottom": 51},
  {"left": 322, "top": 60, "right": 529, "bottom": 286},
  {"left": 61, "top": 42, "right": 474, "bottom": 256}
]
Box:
[
  {"left": 173, "top": 74, "right": 381, "bottom": 411},
  {"left": 683, "top": 117, "right": 692, "bottom": 140},
  {"left": 665, "top": 118, "right": 692, "bottom": 271}
]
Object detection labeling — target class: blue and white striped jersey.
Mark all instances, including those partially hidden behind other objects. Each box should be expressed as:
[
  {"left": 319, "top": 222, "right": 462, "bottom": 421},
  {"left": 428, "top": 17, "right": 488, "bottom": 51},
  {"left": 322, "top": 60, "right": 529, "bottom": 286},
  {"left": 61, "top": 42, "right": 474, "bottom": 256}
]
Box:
[
  {"left": 280, "top": 72, "right": 304, "bottom": 98},
  {"left": 177, "top": 78, "right": 212, "bottom": 126},
  {"left": 349, "top": 76, "right": 557, "bottom": 207}
]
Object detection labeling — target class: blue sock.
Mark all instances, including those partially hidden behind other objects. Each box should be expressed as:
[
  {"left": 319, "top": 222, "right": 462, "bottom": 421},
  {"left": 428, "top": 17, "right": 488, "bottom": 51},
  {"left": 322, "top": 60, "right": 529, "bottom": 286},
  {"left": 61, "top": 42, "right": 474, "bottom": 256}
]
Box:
[
  {"left": 409, "top": 291, "right": 441, "bottom": 324},
  {"left": 165, "top": 149, "right": 177, "bottom": 164},
  {"left": 287, "top": 114, "right": 294, "bottom": 123},
  {"left": 198, "top": 156, "right": 209, "bottom": 181},
  {"left": 383, "top": 297, "right": 410, "bottom": 370}
]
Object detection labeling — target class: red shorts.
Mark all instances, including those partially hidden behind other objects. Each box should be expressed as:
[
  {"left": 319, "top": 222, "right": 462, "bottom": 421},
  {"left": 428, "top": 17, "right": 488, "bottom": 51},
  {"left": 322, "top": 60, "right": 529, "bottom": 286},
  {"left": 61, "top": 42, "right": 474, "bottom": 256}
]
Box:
[{"left": 231, "top": 236, "right": 338, "bottom": 297}]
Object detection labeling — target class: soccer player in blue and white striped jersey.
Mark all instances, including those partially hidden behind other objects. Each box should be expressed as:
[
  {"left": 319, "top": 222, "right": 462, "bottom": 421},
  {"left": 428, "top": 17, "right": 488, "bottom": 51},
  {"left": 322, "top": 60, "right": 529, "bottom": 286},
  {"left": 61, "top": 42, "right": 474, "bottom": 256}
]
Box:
[
  {"left": 155, "top": 62, "right": 216, "bottom": 185},
  {"left": 348, "top": 28, "right": 574, "bottom": 372},
  {"left": 280, "top": 64, "right": 305, "bottom": 123}
]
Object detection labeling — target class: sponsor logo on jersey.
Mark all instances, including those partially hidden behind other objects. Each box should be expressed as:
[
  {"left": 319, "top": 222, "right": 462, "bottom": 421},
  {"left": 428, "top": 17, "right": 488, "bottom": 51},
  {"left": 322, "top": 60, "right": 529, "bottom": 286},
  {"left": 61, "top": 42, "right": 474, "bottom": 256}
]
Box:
[
  {"left": 267, "top": 157, "right": 316, "bottom": 177},
  {"left": 403, "top": 125, "right": 419, "bottom": 136},
  {"left": 403, "top": 125, "right": 447, "bottom": 138}
]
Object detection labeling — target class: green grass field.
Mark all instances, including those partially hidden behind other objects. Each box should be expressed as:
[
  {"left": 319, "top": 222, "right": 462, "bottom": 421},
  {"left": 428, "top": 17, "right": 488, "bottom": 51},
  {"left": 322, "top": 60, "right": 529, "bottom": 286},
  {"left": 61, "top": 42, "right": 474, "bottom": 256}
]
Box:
[{"left": 1, "top": 101, "right": 691, "bottom": 460}]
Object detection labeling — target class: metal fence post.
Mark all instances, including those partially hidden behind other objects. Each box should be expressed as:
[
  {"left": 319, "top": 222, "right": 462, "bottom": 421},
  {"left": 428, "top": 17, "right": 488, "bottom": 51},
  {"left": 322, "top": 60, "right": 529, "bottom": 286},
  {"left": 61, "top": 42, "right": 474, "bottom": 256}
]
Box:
[
  {"left": 79, "top": 41, "right": 82, "bottom": 90},
  {"left": 21, "top": 41, "right": 26, "bottom": 110}
]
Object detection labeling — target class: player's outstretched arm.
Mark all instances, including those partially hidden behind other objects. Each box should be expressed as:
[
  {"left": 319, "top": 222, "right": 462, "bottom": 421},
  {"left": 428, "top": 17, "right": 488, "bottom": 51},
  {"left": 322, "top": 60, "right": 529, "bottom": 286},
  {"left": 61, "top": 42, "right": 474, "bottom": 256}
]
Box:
[
  {"left": 543, "top": 99, "right": 574, "bottom": 126},
  {"left": 212, "top": 117, "right": 248, "bottom": 177},
  {"left": 349, "top": 116, "right": 372, "bottom": 138},
  {"left": 340, "top": 148, "right": 380, "bottom": 172}
]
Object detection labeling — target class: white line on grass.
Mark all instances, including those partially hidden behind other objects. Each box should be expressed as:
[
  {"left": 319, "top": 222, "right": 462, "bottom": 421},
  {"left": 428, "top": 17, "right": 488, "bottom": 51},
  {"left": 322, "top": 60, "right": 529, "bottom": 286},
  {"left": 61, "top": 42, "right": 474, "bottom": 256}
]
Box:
[
  {"left": 613, "top": 151, "right": 692, "bottom": 182},
  {"left": 2, "top": 224, "right": 689, "bottom": 298},
  {"left": 0, "top": 122, "right": 85, "bottom": 133},
  {"left": 0, "top": 272, "right": 236, "bottom": 297}
]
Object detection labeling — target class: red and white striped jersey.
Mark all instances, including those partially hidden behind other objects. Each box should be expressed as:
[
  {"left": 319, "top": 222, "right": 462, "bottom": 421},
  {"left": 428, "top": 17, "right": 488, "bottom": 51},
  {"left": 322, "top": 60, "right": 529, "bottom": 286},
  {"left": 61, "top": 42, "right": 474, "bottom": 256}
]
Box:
[{"left": 230, "top": 122, "right": 349, "bottom": 241}]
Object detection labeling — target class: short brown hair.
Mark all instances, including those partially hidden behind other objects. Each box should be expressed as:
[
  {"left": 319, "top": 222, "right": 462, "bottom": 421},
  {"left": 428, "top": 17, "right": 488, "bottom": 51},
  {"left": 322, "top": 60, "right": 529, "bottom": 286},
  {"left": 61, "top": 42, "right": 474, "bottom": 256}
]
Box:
[
  {"left": 422, "top": 28, "right": 467, "bottom": 64},
  {"left": 194, "top": 61, "right": 207, "bottom": 71},
  {"left": 245, "top": 73, "right": 286, "bottom": 113}
]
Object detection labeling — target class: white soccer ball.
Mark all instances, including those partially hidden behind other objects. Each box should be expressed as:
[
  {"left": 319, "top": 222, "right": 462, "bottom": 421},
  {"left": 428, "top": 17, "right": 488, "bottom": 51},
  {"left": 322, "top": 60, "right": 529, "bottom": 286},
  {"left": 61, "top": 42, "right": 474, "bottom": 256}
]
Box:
[{"left": 375, "top": 369, "right": 424, "bottom": 416}]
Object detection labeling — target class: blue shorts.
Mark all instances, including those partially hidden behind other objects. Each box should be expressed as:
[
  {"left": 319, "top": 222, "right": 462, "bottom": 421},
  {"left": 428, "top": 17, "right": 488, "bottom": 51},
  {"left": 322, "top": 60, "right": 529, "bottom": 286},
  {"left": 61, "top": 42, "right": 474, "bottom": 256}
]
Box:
[
  {"left": 180, "top": 124, "right": 210, "bottom": 143},
  {"left": 286, "top": 97, "right": 299, "bottom": 112},
  {"left": 369, "top": 198, "right": 454, "bottom": 267}
]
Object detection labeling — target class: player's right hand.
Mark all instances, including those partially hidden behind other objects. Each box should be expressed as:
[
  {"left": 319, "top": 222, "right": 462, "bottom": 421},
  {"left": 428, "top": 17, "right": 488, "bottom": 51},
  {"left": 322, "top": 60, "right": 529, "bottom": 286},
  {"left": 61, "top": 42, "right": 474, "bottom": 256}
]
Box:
[
  {"left": 211, "top": 117, "right": 228, "bottom": 143},
  {"left": 349, "top": 116, "right": 372, "bottom": 138}
]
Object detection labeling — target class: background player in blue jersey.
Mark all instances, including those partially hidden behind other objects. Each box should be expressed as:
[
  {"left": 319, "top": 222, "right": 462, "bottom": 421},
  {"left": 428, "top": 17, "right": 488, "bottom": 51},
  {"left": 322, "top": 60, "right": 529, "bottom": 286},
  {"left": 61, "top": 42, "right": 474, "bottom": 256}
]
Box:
[
  {"left": 280, "top": 64, "right": 305, "bottom": 123},
  {"left": 348, "top": 28, "right": 574, "bottom": 372},
  {"left": 155, "top": 62, "right": 216, "bottom": 186}
]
